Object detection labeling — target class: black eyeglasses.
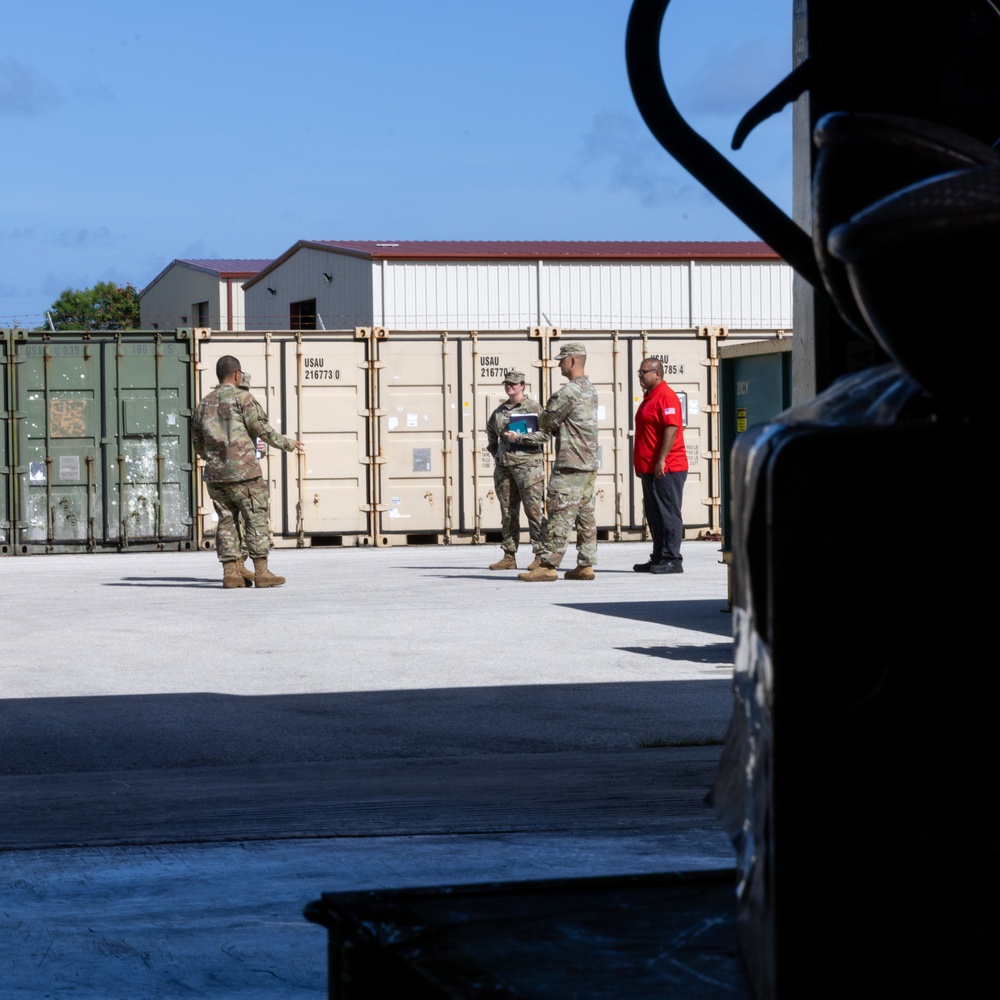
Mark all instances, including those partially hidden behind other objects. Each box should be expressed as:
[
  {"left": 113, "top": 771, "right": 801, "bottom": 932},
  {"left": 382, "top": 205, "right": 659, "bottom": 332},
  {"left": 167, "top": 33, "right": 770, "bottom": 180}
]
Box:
[{"left": 637, "top": 367, "right": 656, "bottom": 376}]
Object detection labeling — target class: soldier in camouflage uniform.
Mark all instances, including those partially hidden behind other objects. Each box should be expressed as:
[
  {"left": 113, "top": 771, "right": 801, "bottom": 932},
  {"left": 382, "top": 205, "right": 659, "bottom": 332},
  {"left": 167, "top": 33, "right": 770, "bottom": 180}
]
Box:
[
  {"left": 485, "top": 368, "right": 545, "bottom": 571},
  {"left": 191, "top": 355, "right": 304, "bottom": 589},
  {"left": 214, "top": 369, "right": 264, "bottom": 586},
  {"left": 504, "top": 342, "right": 599, "bottom": 581}
]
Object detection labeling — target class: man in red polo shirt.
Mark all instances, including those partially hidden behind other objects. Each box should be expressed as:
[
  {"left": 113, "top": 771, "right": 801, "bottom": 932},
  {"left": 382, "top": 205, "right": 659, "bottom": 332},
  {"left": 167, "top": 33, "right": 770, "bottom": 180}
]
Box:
[{"left": 633, "top": 358, "right": 688, "bottom": 574}]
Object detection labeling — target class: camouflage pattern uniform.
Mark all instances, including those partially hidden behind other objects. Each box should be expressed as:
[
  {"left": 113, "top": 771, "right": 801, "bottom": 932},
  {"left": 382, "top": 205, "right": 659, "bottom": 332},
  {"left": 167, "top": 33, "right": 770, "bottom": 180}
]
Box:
[
  {"left": 190, "top": 383, "right": 297, "bottom": 562},
  {"left": 214, "top": 373, "right": 267, "bottom": 562},
  {"left": 487, "top": 391, "right": 545, "bottom": 558},
  {"left": 511, "top": 348, "right": 599, "bottom": 569}
]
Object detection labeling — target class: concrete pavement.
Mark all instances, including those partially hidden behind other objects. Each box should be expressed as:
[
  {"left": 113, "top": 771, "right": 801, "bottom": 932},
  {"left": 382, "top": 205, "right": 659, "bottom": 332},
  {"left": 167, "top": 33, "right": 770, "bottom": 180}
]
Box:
[{"left": 1, "top": 539, "right": 736, "bottom": 998}]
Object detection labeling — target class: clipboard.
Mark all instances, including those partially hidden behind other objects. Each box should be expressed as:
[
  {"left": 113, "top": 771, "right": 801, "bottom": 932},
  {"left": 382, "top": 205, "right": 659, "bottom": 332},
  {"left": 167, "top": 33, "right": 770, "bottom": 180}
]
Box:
[{"left": 508, "top": 414, "right": 539, "bottom": 436}]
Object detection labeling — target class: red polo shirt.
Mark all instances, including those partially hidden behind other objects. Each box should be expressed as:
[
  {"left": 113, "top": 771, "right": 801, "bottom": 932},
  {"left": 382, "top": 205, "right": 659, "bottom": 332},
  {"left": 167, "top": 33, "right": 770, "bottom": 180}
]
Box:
[{"left": 634, "top": 380, "right": 688, "bottom": 474}]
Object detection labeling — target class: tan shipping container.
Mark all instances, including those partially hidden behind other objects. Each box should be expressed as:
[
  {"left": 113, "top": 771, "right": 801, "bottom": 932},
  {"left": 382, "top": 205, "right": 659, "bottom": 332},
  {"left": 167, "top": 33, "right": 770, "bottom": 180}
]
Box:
[
  {"left": 195, "top": 330, "right": 372, "bottom": 550},
  {"left": 373, "top": 330, "right": 459, "bottom": 543},
  {"left": 190, "top": 326, "right": 788, "bottom": 551}
]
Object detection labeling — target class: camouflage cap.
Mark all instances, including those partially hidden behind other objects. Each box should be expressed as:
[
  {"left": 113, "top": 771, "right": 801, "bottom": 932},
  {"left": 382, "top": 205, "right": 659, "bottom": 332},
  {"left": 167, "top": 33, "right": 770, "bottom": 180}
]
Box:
[
  {"left": 239, "top": 371, "right": 252, "bottom": 388},
  {"left": 503, "top": 368, "right": 526, "bottom": 384},
  {"left": 556, "top": 341, "right": 587, "bottom": 359}
]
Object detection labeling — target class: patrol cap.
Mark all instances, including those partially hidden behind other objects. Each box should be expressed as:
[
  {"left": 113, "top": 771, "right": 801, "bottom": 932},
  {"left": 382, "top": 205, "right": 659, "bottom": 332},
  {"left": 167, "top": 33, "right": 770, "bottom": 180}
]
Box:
[
  {"left": 556, "top": 341, "right": 587, "bottom": 359},
  {"left": 503, "top": 368, "right": 526, "bottom": 384},
  {"left": 239, "top": 371, "right": 252, "bottom": 388}
]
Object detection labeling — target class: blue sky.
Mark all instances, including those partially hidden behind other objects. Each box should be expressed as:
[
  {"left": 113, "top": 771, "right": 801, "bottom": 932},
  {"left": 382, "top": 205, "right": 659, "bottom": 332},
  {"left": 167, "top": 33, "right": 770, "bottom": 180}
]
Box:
[{"left": 2, "top": 1, "right": 791, "bottom": 327}]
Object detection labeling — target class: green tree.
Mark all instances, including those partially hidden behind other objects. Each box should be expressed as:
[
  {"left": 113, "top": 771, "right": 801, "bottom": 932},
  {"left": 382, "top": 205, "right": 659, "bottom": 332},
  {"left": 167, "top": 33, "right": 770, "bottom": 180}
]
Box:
[{"left": 44, "top": 281, "right": 141, "bottom": 331}]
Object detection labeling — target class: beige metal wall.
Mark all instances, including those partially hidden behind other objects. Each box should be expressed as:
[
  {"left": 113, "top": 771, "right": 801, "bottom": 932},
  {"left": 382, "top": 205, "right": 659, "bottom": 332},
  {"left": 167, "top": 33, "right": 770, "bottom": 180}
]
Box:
[
  {"left": 191, "top": 326, "right": 788, "bottom": 549},
  {"left": 457, "top": 331, "right": 546, "bottom": 542},
  {"left": 194, "top": 329, "right": 373, "bottom": 550},
  {"left": 626, "top": 329, "right": 717, "bottom": 534},
  {"left": 140, "top": 266, "right": 246, "bottom": 332},
  {"left": 283, "top": 333, "right": 372, "bottom": 539},
  {"left": 374, "top": 330, "right": 459, "bottom": 541}
]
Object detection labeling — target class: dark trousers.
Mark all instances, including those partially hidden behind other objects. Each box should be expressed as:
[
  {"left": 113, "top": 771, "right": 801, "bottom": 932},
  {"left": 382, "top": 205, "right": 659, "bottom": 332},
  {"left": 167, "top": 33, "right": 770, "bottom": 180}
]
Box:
[{"left": 640, "top": 470, "right": 686, "bottom": 564}]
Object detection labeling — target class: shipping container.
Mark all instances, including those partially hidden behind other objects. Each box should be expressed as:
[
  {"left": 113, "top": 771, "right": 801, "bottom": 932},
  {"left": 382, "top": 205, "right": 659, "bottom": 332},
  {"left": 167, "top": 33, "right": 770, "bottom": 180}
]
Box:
[
  {"left": 1, "top": 325, "right": 790, "bottom": 554},
  {"left": 455, "top": 329, "right": 547, "bottom": 543},
  {"left": 193, "top": 330, "right": 373, "bottom": 550},
  {"left": 1, "top": 332, "right": 13, "bottom": 553},
  {"left": 2, "top": 329, "right": 197, "bottom": 554},
  {"left": 718, "top": 337, "right": 793, "bottom": 554}
]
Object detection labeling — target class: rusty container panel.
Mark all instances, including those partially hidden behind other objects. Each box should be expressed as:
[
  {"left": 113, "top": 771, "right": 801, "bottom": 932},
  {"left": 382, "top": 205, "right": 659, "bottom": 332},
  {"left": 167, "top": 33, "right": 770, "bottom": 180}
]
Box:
[
  {"left": 109, "top": 337, "right": 194, "bottom": 546},
  {"left": 283, "top": 336, "right": 372, "bottom": 541},
  {"left": 16, "top": 339, "right": 103, "bottom": 549},
  {"left": 375, "top": 333, "right": 459, "bottom": 540},
  {"left": 456, "top": 332, "right": 545, "bottom": 541}
]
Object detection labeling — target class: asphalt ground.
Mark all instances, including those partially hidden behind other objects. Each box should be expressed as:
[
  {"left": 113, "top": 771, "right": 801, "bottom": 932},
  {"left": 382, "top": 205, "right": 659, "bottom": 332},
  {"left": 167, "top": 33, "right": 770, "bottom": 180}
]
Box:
[{"left": 1, "top": 539, "right": 737, "bottom": 999}]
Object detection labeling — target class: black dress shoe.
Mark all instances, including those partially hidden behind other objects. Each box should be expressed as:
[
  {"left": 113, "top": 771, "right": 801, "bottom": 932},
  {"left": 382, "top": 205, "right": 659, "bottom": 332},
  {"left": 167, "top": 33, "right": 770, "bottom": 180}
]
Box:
[
  {"left": 650, "top": 561, "right": 683, "bottom": 575},
  {"left": 633, "top": 561, "right": 654, "bottom": 572}
]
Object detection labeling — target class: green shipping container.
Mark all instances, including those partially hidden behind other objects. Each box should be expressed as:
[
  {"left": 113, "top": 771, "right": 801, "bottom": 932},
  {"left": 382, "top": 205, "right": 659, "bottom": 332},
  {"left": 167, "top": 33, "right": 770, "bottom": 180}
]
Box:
[
  {"left": 1, "top": 332, "right": 13, "bottom": 552},
  {"left": 719, "top": 338, "right": 792, "bottom": 556},
  {"left": 4, "top": 329, "right": 197, "bottom": 553}
]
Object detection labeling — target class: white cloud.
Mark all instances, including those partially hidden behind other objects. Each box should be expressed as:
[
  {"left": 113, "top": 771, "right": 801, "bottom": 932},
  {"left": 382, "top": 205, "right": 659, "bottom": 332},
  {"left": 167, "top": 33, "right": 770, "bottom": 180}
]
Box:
[
  {"left": 677, "top": 39, "right": 789, "bottom": 118},
  {"left": 0, "top": 58, "right": 60, "bottom": 116},
  {"left": 568, "top": 111, "right": 695, "bottom": 206},
  {"left": 57, "top": 227, "right": 112, "bottom": 249}
]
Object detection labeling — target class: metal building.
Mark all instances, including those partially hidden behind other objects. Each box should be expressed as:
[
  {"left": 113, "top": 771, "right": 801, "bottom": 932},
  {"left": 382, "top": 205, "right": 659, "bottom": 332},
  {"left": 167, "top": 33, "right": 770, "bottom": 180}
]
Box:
[
  {"left": 139, "top": 259, "right": 272, "bottom": 332},
  {"left": 240, "top": 241, "right": 792, "bottom": 331}
]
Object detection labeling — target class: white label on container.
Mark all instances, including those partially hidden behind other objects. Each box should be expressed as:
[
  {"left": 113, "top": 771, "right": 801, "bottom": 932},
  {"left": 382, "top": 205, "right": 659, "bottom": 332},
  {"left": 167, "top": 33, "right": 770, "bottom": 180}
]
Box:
[{"left": 59, "top": 455, "right": 81, "bottom": 481}]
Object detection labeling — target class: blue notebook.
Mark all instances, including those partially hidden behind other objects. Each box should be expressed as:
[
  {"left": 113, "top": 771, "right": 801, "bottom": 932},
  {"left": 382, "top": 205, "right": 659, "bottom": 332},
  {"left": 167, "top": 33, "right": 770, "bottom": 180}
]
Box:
[{"left": 508, "top": 414, "right": 539, "bottom": 435}]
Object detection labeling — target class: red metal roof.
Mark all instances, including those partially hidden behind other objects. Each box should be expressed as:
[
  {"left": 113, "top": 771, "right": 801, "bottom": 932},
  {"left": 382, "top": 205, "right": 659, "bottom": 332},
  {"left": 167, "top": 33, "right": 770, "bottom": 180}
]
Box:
[
  {"left": 242, "top": 240, "right": 782, "bottom": 289},
  {"left": 308, "top": 240, "right": 778, "bottom": 259},
  {"left": 177, "top": 258, "right": 273, "bottom": 277}
]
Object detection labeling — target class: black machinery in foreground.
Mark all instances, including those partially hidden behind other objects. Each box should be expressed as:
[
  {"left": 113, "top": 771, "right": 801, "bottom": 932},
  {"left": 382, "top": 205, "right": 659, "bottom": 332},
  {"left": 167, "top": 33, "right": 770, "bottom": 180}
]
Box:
[{"left": 305, "top": 3, "right": 999, "bottom": 996}]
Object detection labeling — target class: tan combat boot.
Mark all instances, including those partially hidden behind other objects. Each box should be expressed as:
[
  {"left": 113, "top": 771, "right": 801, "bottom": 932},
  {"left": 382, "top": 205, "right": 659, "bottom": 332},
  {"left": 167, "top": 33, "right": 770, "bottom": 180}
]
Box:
[
  {"left": 489, "top": 552, "right": 517, "bottom": 570},
  {"left": 518, "top": 562, "right": 558, "bottom": 582},
  {"left": 222, "top": 561, "right": 245, "bottom": 589},
  {"left": 253, "top": 557, "right": 286, "bottom": 588},
  {"left": 526, "top": 554, "right": 542, "bottom": 571},
  {"left": 239, "top": 559, "right": 255, "bottom": 586},
  {"left": 564, "top": 565, "right": 594, "bottom": 581}
]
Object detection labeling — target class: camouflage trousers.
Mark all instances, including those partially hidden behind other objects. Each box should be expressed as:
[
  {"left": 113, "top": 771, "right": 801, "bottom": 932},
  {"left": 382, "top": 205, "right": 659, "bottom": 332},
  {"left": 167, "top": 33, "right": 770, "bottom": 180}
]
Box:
[
  {"left": 213, "top": 501, "right": 248, "bottom": 561},
  {"left": 539, "top": 469, "right": 597, "bottom": 569},
  {"left": 207, "top": 478, "right": 271, "bottom": 561},
  {"left": 495, "top": 461, "right": 545, "bottom": 555}
]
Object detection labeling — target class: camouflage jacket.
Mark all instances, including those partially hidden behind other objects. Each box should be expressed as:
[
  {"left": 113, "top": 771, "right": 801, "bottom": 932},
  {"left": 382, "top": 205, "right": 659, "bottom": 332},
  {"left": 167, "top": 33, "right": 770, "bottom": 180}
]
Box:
[
  {"left": 486, "top": 397, "right": 544, "bottom": 468},
  {"left": 191, "top": 384, "right": 294, "bottom": 483},
  {"left": 515, "top": 376, "right": 598, "bottom": 472}
]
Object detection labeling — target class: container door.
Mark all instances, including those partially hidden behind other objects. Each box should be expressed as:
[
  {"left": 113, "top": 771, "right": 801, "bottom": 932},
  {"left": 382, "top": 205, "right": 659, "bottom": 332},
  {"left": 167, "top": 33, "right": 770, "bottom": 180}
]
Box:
[
  {"left": 719, "top": 340, "right": 792, "bottom": 552},
  {"left": 281, "top": 334, "right": 372, "bottom": 544},
  {"left": 1, "top": 331, "right": 14, "bottom": 552},
  {"left": 375, "top": 333, "right": 459, "bottom": 542},
  {"left": 15, "top": 337, "right": 103, "bottom": 549},
  {"left": 107, "top": 337, "right": 194, "bottom": 546},
  {"left": 626, "top": 333, "right": 714, "bottom": 538},
  {"left": 195, "top": 334, "right": 291, "bottom": 548},
  {"left": 456, "top": 332, "right": 545, "bottom": 541},
  {"left": 554, "top": 335, "right": 630, "bottom": 535}
]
